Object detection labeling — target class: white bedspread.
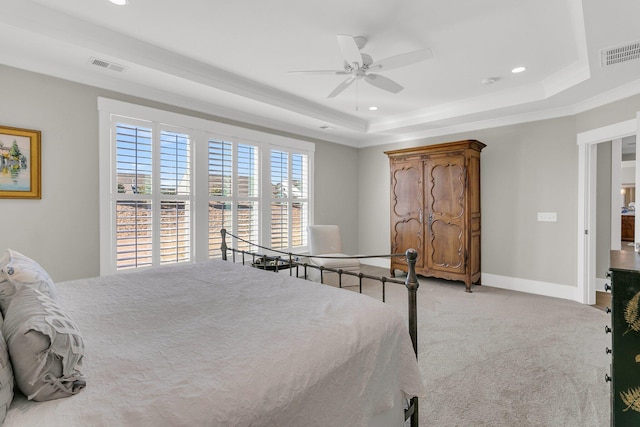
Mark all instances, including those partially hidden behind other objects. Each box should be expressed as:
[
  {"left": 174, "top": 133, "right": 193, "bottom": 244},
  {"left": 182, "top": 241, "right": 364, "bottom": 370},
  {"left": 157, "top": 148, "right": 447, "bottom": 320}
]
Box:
[{"left": 4, "top": 259, "right": 425, "bottom": 426}]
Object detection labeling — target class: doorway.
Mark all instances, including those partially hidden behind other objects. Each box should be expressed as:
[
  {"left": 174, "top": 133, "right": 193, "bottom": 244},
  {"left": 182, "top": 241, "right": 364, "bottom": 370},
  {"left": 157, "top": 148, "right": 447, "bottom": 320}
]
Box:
[
  {"left": 618, "top": 138, "right": 636, "bottom": 251},
  {"left": 577, "top": 117, "right": 639, "bottom": 305}
]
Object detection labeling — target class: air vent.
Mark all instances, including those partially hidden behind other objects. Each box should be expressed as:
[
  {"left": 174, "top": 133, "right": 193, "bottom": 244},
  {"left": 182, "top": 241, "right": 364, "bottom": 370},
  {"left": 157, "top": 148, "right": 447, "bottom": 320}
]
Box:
[
  {"left": 601, "top": 41, "right": 640, "bottom": 67},
  {"left": 90, "top": 57, "right": 126, "bottom": 72}
]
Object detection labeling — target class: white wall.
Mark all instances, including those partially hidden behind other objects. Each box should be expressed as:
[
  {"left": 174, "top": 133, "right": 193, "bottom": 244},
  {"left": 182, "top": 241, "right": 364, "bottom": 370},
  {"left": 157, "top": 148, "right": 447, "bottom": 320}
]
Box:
[
  {"left": 359, "top": 118, "right": 579, "bottom": 289},
  {"left": 0, "top": 66, "right": 101, "bottom": 282},
  {"left": 359, "top": 94, "right": 640, "bottom": 296},
  {"left": 0, "top": 65, "right": 360, "bottom": 281},
  {"left": 313, "top": 141, "right": 359, "bottom": 254}
]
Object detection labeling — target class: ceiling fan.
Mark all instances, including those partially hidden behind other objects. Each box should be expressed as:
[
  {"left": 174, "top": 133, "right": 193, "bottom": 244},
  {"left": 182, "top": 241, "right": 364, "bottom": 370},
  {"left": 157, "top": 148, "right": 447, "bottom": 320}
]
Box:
[{"left": 289, "top": 34, "right": 433, "bottom": 98}]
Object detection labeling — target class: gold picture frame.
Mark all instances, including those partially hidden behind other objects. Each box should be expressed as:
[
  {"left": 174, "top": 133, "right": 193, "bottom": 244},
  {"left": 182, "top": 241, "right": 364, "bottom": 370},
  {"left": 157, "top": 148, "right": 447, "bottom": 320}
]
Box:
[{"left": 0, "top": 126, "right": 41, "bottom": 199}]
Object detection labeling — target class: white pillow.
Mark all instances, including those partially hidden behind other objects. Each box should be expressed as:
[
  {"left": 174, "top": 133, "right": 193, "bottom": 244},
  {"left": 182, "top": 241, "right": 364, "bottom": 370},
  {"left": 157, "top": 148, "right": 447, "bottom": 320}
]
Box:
[
  {"left": 2, "top": 287, "right": 85, "bottom": 402},
  {"left": 0, "top": 249, "right": 57, "bottom": 315}
]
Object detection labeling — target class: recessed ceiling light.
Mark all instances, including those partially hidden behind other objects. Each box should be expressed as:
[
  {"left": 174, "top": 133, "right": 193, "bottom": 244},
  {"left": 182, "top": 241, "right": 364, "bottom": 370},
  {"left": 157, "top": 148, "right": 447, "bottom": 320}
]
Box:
[
  {"left": 511, "top": 66, "right": 526, "bottom": 74},
  {"left": 369, "top": 106, "right": 378, "bottom": 111},
  {"left": 109, "top": 0, "right": 128, "bottom": 5}
]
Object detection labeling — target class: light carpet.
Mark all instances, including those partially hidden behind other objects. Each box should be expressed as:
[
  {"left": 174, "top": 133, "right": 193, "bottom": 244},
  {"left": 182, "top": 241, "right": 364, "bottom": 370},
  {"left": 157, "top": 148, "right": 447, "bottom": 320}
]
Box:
[{"left": 354, "top": 272, "right": 610, "bottom": 427}]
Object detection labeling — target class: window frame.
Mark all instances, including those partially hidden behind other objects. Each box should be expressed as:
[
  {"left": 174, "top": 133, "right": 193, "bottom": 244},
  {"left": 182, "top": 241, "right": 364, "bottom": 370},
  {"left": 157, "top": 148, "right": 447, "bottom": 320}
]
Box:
[
  {"left": 265, "top": 148, "right": 310, "bottom": 250},
  {"left": 98, "top": 98, "right": 314, "bottom": 275},
  {"left": 207, "top": 137, "right": 261, "bottom": 258}
]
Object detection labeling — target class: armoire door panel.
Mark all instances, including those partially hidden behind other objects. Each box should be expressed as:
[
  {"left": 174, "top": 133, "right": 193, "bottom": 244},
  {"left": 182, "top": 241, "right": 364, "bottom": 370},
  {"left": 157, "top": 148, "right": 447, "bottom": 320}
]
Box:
[
  {"left": 429, "top": 162, "right": 465, "bottom": 219},
  {"left": 391, "top": 164, "right": 422, "bottom": 218},
  {"left": 392, "top": 218, "right": 423, "bottom": 268},
  {"left": 425, "top": 156, "right": 466, "bottom": 275},
  {"left": 428, "top": 220, "right": 464, "bottom": 272},
  {"left": 389, "top": 159, "right": 424, "bottom": 270}
]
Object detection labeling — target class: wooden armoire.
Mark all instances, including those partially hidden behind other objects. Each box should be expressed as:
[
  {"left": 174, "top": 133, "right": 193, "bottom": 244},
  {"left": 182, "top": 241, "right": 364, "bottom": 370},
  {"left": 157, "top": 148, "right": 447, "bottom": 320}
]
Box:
[{"left": 385, "top": 140, "right": 485, "bottom": 292}]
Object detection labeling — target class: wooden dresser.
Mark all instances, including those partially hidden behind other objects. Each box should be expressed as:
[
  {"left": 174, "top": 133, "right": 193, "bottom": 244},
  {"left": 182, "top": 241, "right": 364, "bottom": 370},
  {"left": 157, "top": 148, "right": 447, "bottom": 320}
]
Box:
[
  {"left": 385, "top": 140, "right": 485, "bottom": 292},
  {"left": 621, "top": 215, "right": 635, "bottom": 242},
  {"left": 607, "top": 250, "right": 640, "bottom": 426}
]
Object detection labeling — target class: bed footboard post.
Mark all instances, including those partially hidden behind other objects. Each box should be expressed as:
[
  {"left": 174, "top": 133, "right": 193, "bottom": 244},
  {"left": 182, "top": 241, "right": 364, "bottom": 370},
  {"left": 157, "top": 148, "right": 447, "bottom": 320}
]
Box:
[
  {"left": 220, "top": 229, "right": 228, "bottom": 261},
  {"left": 404, "top": 248, "right": 419, "bottom": 356},
  {"left": 405, "top": 248, "right": 419, "bottom": 427}
]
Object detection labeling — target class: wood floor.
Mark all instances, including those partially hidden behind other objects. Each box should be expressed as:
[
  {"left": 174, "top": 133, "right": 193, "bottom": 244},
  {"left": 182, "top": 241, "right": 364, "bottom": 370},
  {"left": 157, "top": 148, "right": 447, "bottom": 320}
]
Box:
[
  {"left": 592, "top": 240, "right": 630, "bottom": 311},
  {"left": 594, "top": 291, "right": 611, "bottom": 311}
]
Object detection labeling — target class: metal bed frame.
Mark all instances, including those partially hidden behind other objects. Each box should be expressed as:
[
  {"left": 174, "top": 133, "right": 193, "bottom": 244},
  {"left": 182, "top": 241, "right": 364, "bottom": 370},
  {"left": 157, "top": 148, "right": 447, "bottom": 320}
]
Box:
[{"left": 220, "top": 229, "right": 420, "bottom": 427}]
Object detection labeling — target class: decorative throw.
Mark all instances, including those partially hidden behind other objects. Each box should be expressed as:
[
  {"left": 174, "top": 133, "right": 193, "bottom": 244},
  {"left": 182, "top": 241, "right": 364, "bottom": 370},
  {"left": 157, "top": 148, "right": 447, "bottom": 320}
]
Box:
[
  {"left": 0, "top": 249, "right": 57, "bottom": 316},
  {"left": 2, "top": 287, "right": 85, "bottom": 402}
]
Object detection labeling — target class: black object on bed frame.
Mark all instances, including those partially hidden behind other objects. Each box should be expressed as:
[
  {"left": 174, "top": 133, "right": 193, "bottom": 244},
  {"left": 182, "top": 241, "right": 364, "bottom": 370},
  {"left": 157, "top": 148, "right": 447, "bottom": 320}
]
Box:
[{"left": 220, "top": 229, "right": 420, "bottom": 427}]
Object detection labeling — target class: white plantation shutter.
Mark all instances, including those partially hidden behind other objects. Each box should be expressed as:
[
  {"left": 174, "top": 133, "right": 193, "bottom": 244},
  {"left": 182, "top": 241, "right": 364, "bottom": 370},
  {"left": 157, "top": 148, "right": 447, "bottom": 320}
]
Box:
[
  {"left": 100, "top": 99, "right": 314, "bottom": 274},
  {"left": 160, "top": 201, "right": 190, "bottom": 265},
  {"left": 270, "top": 150, "right": 288, "bottom": 249},
  {"left": 270, "top": 150, "right": 309, "bottom": 250},
  {"left": 116, "top": 124, "right": 152, "bottom": 195},
  {"left": 291, "top": 153, "right": 309, "bottom": 248},
  {"left": 208, "top": 139, "right": 259, "bottom": 257},
  {"left": 159, "top": 130, "right": 191, "bottom": 265},
  {"left": 116, "top": 200, "right": 152, "bottom": 269},
  {"left": 208, "top": 139, "right": 232, "bottom": 197},
  {"left": 208, "top": 139, "right": 233, "bottom": 257},
  {"left": 113, "top": 122, "right": 193, "bottom": 270},
  {"left": 115, "top": 122, "right": 153, "bottom": 269},
  {"left": 160, "top": 131, "right": 190, "bottom": 196},
  {"left": 236, "top": 144, "right": 259, "bottom": 252}
]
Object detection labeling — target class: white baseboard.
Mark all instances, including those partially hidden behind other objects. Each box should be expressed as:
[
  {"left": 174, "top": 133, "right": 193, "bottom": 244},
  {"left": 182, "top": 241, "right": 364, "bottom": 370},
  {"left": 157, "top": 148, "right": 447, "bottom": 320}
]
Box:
[
  {"left": 481, "top": 273, "right": 580, "bottom": 302},
  {"left": 595, "top": 277, "right": 609, "bottom": 292},
  {"left": 361, "top": 260, "right": 583, "bottom": 303}
]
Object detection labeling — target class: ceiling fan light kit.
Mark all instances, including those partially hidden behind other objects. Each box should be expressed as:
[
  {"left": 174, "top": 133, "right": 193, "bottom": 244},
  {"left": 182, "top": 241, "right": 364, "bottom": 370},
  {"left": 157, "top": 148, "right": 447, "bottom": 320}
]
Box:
[{"left": 290, "top": 34, "right": 433, "bottom": 99}]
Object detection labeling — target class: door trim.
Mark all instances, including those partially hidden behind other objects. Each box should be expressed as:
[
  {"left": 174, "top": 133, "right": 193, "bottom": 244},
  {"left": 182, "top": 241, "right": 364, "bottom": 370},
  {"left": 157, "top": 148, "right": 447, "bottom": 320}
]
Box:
[{"left": 577, "top": 118, "right": 637, "bottom": 304}]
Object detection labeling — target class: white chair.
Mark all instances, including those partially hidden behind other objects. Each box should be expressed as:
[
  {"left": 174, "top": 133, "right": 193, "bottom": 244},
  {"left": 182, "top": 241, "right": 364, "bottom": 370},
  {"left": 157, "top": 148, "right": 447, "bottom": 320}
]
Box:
[{"left": 307, "top": 225, "right": 361, "bottom": 287}]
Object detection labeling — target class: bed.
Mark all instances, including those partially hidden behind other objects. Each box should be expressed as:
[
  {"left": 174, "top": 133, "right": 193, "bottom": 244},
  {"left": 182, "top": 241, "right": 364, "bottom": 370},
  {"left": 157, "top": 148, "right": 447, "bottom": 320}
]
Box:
[{"left": 0, "top": 240, "right": 425, "bottom": 426}]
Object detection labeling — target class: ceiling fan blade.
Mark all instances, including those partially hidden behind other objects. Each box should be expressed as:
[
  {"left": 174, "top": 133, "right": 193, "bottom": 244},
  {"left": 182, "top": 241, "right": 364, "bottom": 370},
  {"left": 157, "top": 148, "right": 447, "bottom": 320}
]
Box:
[
  {"left": 288, "top": 70, "right": 350, "bottom": 75},
  {"left": 328, "top": 76, "right": 356, "bottom": 98},
  {"left": 368, "top": 48, "right": 433, "bottom": 72},
  {"left": 336, "top": 34, "right": 363, "bottom": 68},
  {"left": 364, "top": 73, "right": 404, "bottom": 93}
]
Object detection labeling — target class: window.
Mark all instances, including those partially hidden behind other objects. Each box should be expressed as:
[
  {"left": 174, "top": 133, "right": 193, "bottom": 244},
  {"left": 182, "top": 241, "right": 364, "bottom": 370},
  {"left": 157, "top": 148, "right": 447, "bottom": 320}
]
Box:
[
  {"left": 99, "top": 98, "right": 314, "bottom": 275},
  {"left": 207, "top": 139, "right": 260, "bottom": 257},
  {"left": 270, "top": 150, "right": 309, "bottom": 250},
  {"left": 113, "top": 122, "right": 192, "bottom": 270}
]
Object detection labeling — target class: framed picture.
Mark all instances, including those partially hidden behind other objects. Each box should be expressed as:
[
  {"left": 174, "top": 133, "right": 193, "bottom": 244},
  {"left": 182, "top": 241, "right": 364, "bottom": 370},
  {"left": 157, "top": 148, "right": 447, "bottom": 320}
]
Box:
[{"left": 0, "top": 126, "right": 41, "bottom": 199}]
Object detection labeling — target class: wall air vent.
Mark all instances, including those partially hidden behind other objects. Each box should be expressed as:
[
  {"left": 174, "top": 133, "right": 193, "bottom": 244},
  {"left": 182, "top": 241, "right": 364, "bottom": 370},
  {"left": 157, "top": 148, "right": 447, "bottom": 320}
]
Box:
[
  {"left": 90, "top": 57, "right": 125, "bottom": 72},
  {"left": 601, "top": 41, "right": 640, "bottom": 67}
]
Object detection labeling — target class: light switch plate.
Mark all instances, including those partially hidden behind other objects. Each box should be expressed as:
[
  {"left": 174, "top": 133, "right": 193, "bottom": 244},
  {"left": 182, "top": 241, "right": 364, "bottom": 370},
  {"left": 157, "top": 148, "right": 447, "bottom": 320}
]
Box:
[{"left": 537, "top": 212, "right": 557, "bottom": 222}]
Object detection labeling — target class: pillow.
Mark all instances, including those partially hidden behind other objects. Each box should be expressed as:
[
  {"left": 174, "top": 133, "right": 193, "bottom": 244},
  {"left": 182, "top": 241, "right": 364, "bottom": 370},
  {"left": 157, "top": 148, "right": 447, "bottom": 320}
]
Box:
[
  {"left": 2, "top": 287, "right": 85, "bottom": 402},
  {"left": 0, "top": 317, "right": 14, "bottom": 424},
  {"left": 0, "top": 249, "right": 57, "bottom": 315}
]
